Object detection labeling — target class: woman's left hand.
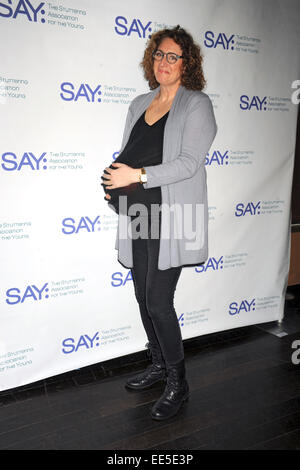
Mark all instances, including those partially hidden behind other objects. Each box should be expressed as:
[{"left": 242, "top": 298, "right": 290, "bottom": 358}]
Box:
[{"left": 101, "top": 163, "right": 140, "bottom": 189}]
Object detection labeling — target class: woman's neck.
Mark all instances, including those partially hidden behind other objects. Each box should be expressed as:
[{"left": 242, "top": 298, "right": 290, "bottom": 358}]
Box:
[{"left": 157, "top": 83, "right": 181, "bottom": 104}]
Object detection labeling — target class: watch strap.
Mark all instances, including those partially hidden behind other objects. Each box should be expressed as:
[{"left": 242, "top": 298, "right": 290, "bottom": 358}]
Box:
[{"left": 139, "top": 167, "right": 147, "bottom": 183}]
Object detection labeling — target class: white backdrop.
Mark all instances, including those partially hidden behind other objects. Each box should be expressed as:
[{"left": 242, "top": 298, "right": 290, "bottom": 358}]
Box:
[{"left": 0, "top": 0, "right": 299, "bottom": 391}]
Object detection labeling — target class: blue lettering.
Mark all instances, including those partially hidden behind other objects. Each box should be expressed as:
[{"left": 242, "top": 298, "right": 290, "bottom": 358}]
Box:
[
  {"left": 62, "top": 216, "right": 100, "bottom": 234},
  {"left": 85, "top": 216, "right": 100, "bottom": 232},
  {"left": 6, "top": 283, "right": 48, "bottom": 305},
  {"left": 235, "top": 203, "right": 244, "bottom": 217},
  {"left": 6, "top": 287, "right": 21, "bottom": 305},
  {"left": 195, "top": 256, "right": 223, "bottom": 273},
  {"left": 225, "top": 33, "right": 234, "bottom": 48},
  {"left": 111, "top": 270, "right": 133, "bottom": 287},
  {"left": 24, "top": 0, "right": 44, "bottom": 21},
  {"left": 240, "top": 95, "right": 267, "bottom": 111},
  {"left": 111, "top": 272, "right": 123, "bottom": 287},
  {"left": 21, "top": 285, "right": 38, "bottom": 302},
  {"left": 62, "top": 332, "right": 100, "bottom": 354},
  {"left": 195, "top": 263, "right": 205, "bottom": 273},
  {"left": 62, "top": 338, "right": 75, "bottom": 354},
  {"left": 235, "top": 202, "right": 260, "bottom": 217},
  {"left": 253, "top": 201, "right": 260, "bottom": 214},
  {"left": 31, "top": 282, "right": 48, "bottom": 300},
  {"left": 0, "top": 0, "right": 44, "bottom": 21},
  {"left": 13, "top": 0, "right": 32, "bottom": 21},
  {"left": 1, "top": 152, "right": 47, "bottom": 171},
  {"left": 128, "top": 18, "right": 141, "bottom": 37},
  {"left": 16, "top": 283, "right": 49, "bottom": 303},
  {"left": 85, "top": 332, "right": 99, "bottom": 348},
  {"left": 60, "top": 82, "right": 75, "bottom": 101},
  {"left": 60, "top": 83, "right": 101, "bottom": 102},
  {"left": 18, "top": 152, "right": 35, "bottom": 170},
  {"left": 76, "top": 217, "right": 90, "bottom": 232},
  {"left": 123, "top": 269, "right": 133, "bottom": 285},
  {"left": 62, "top": 217, "right": 76, "bottom": 234},
  {"left": 76, "top": 216, "right": 100, "bottom": 233},
  {"left": 204, "top": 30, "right": 214, "bottom": 48},
  {"left": 26, "top": 152, "right": 46, "bottom": 170},
  {"left": 114, "top": 15, "right": 127, "bottom": 35},
  {"left": 240, "top": 95, "right": 249, "bottom": 110},
  {"left": 249, "top": 96, "right": 261, "bottom": 111},
  {"left": 84, "top": 84, "right": 101, "bottom": 102},
  {"left": 0, "top": 1, "right": 13, "bottom": 17},
  {"left": 205, "top": 150, "right": 228, "bottom": 166},
  {"left": 114, "top": 16, "right": 151, "bottom": 38},
  {"left": 138, "top": 19, "right": 151, "bottom": 38},
  {"left": 205, "top": 258, "right": 216, "bottom": 271},
  {"left": 229, "top": 298, "right": 255, "bottom": 315},
  {"left": 238, "top": 300, "right": 248, "bottom": 313},
  {"left": 2, "top": 152, "right": 18, "bottom": 171},
  {"left": 215, "top": 32, "right": 227, "bottom": 49},
  {"left": 75, "top": 83, "right": 90, "bottom": 102},
  {"left": 229, "top": 302, "right": 239, "bottom": 315},
  {"left": 75, "top": 335, "right": 89, "bottom": 351},
  {"left": 204, "top": 31, "right": 234, "bottom": 49},
  {"left": 244, "top": 202, "right": 253, "bottom": 216}
]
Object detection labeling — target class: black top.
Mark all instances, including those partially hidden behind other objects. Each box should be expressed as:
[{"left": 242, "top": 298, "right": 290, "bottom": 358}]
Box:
[{"left": 103, "top": 110, "right": 169, "bottom": 216}]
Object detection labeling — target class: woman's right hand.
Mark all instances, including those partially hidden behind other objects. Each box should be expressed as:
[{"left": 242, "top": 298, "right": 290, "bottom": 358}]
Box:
[{"left": 105, "top": 193, "right": 111, "bottom": 200}]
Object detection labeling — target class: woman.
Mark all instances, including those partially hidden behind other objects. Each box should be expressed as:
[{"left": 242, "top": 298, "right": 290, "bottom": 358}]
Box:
[{"left": 101, "top": 25, "right": 217, "bottom": 421}]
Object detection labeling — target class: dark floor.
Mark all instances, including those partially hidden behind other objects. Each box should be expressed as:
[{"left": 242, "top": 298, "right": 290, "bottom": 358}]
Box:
[{"left": 1, "top": 285, "right": 300, "bottom": 450}]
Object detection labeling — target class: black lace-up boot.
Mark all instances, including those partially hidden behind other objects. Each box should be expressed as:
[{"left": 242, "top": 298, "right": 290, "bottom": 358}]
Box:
[
  {"left": 125, "top": 342, "right": 166, "bottom": 390},
  {"left": 150, "top": 358, "right": 189, "bottom": 420}
]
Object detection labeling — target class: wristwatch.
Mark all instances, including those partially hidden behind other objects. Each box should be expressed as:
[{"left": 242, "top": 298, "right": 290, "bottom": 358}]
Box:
[{"left": 139, "top": 167, "right": 147, "bottom": 183}]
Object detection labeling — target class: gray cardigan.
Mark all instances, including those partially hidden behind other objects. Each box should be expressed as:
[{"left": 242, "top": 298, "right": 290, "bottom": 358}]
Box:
[{"left": 108, "top": 84, "right": 217, "bottom": 270}]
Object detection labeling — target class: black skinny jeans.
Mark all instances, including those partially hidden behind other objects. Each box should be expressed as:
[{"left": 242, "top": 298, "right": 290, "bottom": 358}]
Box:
[{"left": 130, "top": 212, "right": 184, "bottom": 366}]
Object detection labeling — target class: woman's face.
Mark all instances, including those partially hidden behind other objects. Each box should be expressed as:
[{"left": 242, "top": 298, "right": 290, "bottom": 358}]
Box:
[{"left": 153, "top": 37, "right": 184, "bottom": 88}]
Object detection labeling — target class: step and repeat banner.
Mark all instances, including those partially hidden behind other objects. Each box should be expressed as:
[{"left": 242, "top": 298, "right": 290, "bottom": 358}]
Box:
[{"left": 0, "top": 0, "right": 299, "bottom": 391}]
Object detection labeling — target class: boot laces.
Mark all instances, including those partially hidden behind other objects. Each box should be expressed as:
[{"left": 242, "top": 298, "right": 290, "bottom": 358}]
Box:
[{"left": 146, "top": 342, "right": 164, "bottom": 365}]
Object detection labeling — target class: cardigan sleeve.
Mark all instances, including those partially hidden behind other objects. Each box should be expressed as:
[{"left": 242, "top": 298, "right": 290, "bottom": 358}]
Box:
[
  {"left": 120, "top": 102, "right": 134, "bottom": 149},
  {"left": 142, "top": 95, "right": 217, "bottom": 189}
]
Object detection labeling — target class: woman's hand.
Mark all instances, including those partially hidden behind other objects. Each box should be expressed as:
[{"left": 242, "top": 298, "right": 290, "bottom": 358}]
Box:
[{"left": 101, "top": 163, "right": 140, "bottom": 190}]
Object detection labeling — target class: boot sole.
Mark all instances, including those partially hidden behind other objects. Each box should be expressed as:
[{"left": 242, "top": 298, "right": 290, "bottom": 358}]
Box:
[{"left": 150, "top": 393, "right": 189, "bottom": 421}]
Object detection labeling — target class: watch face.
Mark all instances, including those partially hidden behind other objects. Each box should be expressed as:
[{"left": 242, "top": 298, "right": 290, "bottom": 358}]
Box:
[{"left": 141, "top": 174, "right": 147, "bottom": 183}]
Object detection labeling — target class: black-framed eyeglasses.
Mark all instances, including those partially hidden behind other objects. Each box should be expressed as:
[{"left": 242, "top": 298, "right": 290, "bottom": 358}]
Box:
[{"left": 152, "top": 49, "right": 183, "bottom": 64}]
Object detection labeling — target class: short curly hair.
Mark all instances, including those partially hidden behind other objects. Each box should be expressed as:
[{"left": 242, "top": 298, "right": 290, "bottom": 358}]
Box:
[{"left": 140, "top": 25, "right": 206, "bottom": 91}]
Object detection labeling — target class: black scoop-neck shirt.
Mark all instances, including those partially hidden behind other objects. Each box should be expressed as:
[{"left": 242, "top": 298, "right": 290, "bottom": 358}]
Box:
[{"left": 103, "top": 109, "right": 169, "bottom": 216}]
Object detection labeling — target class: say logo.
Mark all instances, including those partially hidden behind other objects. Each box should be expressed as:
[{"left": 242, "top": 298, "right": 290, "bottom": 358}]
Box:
[
  {"left": 240, "top": 95, "right": 267, "bottom": 111},
  {"left": 205, "top": 151, "right": 228, "bottom": 166},
  {"left": 204, "top": 31, "right": 235, "bottom": 50},
  {"left": 1, "top": 152, "right": 47, "bottom": 171},
  {"left": 6, "top": 282, "right": 49, "bottom": 305},
  {"left": 62, "top": 332, "right": 100, "bottom": 354},
  {"left": 0, "top": 0, "right": 45, "bottom": 22},
  {"left": 229, "top": 298, "right": 255, "bottom": 315},
  {"left": 235, "top": 202, "right": 260, "bottom": 217},
  {"left": 195, "top": 256, "right": 223, "bottom": 273},
  {"left": 60, "top": 82, "right": 102, "bottom": 102},
  {"left": 62, "top": 216, "right": 101, "bottom": 234},
  {"left": 114, "top": 16, "right": 152, "bottom": 38}
]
